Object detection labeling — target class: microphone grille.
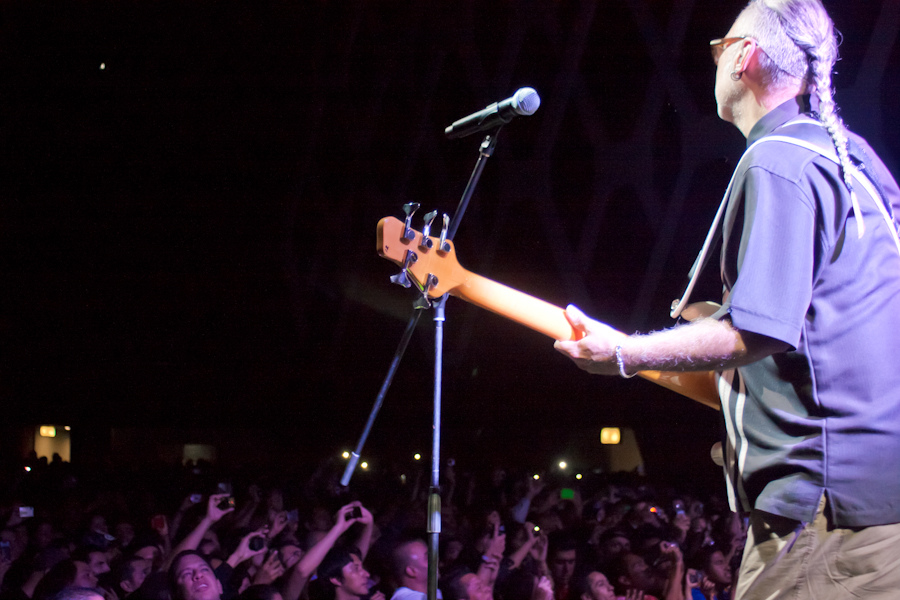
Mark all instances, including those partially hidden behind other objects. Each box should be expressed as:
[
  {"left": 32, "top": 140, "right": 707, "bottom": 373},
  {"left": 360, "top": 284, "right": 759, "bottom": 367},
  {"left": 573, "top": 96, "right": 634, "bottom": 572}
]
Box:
[{"left": 512, "top": 87, "right": 541, "bottom": 116}]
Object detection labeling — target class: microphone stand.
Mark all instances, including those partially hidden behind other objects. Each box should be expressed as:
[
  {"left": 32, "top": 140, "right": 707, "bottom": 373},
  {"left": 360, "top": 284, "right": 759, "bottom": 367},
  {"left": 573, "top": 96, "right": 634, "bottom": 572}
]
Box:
[{"left": 340, "top": 130, "right": 502, "bottom": 600}]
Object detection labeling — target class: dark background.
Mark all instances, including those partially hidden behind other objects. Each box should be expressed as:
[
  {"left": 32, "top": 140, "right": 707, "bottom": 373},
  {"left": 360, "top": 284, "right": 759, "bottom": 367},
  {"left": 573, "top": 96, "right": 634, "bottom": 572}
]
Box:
[{"left": 1, "top": 1, "right": 897, "bottom": 485}]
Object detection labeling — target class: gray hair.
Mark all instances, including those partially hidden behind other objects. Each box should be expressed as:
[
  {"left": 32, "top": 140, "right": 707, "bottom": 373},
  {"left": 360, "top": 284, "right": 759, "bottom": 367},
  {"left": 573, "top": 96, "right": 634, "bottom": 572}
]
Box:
[{"left": 736, "top": 0, "right": 857, "bottom": 203}]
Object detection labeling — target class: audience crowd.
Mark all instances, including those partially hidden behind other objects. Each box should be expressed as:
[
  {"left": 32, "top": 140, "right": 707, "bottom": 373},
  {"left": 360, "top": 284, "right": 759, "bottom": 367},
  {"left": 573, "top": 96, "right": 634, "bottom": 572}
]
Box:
[{"left": 0, "top": 453, "right": 745, "bottom": 600}]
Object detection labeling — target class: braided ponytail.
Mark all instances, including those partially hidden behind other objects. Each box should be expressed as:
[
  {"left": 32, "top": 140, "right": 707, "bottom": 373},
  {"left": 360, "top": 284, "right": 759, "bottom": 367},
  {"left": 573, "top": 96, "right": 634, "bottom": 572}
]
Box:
[{"left": 744, "top": 0, "right": 864, "bottom": 235}]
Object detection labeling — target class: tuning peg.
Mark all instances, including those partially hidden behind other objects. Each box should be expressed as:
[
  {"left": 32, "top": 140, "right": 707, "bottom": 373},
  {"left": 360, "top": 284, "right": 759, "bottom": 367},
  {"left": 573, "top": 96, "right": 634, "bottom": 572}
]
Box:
[
  {"left": 402, "top": 203, "right": 420, "bottom": 241},
  {"left": 422, "top": 273, "right": 438, "bottom": 294},
  {"left": 420, "top": 210, "right": 437, "bottom": 250},
  {"left": 438, "top": 213, "right": 451, "bottom": 253},
  {"left": 389, "top": 249, "right": 418, "bottom": 288}
]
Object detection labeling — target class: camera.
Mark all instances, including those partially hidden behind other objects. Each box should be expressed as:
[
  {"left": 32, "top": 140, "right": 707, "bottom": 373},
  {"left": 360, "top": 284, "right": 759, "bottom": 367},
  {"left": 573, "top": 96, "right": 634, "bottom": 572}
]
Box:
[
  {"left": 348, "top": 506, "right": 362, "bottom": 520},
  {"left": 249, "top": 536, "right": 267, "bottom": 551}
]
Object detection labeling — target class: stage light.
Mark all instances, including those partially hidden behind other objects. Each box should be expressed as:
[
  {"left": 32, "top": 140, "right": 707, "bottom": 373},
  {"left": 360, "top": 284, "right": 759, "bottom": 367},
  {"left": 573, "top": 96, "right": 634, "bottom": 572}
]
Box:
[
  {"left": 600, "top": 427, "right": 621, "bottom": 445},
  {"left": 533, "top": 474, "right": 540, "bottom": 480},
  {"left": 361, "top": 462, "right": 369, "bottom": 470},
  {"left": 24, "top": 467, "right": 31, "bottom": 472},
  {"left": 342, "top": 451, "right": 350, "bottom": 459},
  {"left": 39, "top": 426, "right": 56, "bottom": 438},
  {"left": 414, "top": 453, "right": 421, "bottom": 461},
  {"left": 576, "top": 474, "right": 583, "bottom": 480},
  {"left": 64, "top": 426, "right": 71, "bottom": 431},
  {"left": 558, "top": 461, "right": 567, "bottom": 470}
]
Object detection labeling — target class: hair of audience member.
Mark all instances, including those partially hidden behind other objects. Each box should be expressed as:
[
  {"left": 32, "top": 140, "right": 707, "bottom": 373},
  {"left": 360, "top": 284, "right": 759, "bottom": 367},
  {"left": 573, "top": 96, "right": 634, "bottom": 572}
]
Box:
[
  {"left": 70, "top": 545, "right": 104, "bottom": 565},
  {"left": 390, "top": 537, "right": 425, "bottom": 583},
  {"left": 238, "top": 584, "right": 282, "bottom": 600},
  {"left": 570, "top": 572, "right": 596, "bottom": 600},
  {"left": 33, "top": 560, "right": 78, "bottom": 600},
  {"left": 50, "top": 587, "right": 105, "bottom": 600},
  {"left": 547, "top": 530, "right": 578, "bottom": 557}
]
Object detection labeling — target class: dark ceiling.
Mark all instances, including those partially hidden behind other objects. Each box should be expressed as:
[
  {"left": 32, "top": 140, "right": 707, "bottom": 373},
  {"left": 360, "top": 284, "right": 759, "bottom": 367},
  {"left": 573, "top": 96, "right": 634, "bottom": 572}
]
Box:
[{"left": 1, "top": 1, "right": 897, "bottom": 473}]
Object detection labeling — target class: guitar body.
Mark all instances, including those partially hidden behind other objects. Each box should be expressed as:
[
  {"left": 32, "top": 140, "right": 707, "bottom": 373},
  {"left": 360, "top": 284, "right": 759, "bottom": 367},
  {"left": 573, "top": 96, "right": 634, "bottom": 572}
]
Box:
[{"left": 377, "top": 216, "right": 720, "bottom": 409}]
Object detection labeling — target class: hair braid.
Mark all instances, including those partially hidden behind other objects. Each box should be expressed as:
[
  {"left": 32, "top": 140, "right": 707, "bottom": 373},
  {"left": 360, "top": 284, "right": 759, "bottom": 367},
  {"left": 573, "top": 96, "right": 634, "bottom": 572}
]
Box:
[
  {"left": 808, "top": 49, "right": 858, "bottom": 198},
  {"left": 751, "top": 0, "right": 864, "bottom": 233}
]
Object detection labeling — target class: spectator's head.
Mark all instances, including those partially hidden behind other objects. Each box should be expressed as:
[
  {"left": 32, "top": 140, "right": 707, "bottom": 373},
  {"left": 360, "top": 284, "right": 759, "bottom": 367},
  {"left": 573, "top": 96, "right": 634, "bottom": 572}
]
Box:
[
  {"left": 130, "top": 531, "right": 166, "bottom": 571},
  {"left": 607, "top": 553, "right": 658, "bottom": 596},
  {"left": 312, "top": 546, "right": 369, "bottom": 600},
  {"left": 575, "top": 572, "right": 616, "bottom": 600},
  {"left": 115, "top": 556, "right": 153, "bottom": 597},
  {"left": 274, "top": 541, "right": 304, "bottom": 571},
  {"left": 72, "top": 546, "right": 110, "bottom": 578},
  {"left": 50, "top": 587, "right": 105, "bottom": 600},
  {"left": 444, "top": 571, "right": 491, "bottom": 600},
  {"left": 595, "top": 529, "right": 631, "bottom": 565},
  {"left": 239, "top": 584, "right": 283, "bottom": 600},
  {"left": 692, "top": 546, "right": 732, "bottom": 589},
  {"left": 34, "top": 560, "right": 98, "bottom": 600},
  {"left": 114, "top": 521, "right": 136, "bottom": 549},
  {"left": 391, "top": 539, "right": 429, "bottom": 592},
  {"left": 548, "top": 532, "right": 577, "bottom": 589},
  {"left": 168, "top": 551, "right": 223, "bottom": 600}
]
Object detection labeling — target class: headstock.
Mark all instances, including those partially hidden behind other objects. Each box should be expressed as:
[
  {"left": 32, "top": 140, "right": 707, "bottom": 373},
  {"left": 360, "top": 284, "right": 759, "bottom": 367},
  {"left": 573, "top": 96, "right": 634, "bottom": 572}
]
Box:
[{"left": 377, "top": 214, "right": 466, "bottom": 300}]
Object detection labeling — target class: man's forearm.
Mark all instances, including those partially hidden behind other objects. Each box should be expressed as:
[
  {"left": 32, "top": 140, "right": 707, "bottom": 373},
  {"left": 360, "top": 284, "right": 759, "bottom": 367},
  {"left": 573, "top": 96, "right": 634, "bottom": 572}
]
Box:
[{"left": 618, "top": 318, "right": 788, "bottom": 373}]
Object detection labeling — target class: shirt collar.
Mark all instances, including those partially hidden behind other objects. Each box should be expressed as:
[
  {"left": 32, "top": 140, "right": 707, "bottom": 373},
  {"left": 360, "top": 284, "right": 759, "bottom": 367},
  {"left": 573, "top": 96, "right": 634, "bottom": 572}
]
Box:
[{"left": 746, "top": 95, "right": 814, "bottom": 146}]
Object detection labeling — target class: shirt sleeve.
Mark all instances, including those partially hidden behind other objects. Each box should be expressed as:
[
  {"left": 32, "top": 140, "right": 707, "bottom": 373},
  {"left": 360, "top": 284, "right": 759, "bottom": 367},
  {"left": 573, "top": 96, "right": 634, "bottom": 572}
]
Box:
[{"left": 724, "top": 165, "right": 816, "bottom": 348}]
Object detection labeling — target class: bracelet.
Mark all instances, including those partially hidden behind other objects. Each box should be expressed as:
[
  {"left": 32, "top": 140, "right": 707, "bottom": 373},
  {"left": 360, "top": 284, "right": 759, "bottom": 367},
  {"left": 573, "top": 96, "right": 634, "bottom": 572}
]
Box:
[{"left": 615, "top": 345, "right": 637, "bottom": 379}]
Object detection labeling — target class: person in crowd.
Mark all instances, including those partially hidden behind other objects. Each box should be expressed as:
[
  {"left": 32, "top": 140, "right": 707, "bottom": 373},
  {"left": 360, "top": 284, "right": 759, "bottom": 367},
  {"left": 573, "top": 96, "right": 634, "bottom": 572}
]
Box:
[
  {"left": 308, "top": 545, "right": 383, "bottom": 600},
  {"left": 388, "top": 539, "right": 434, "bottom": 600},
  {"left": 547, "top": 533, "right": 577, "bottom": 600},
  {"left": 573, "top": 572, "right": 615, "bottom": 600},
  {"left": 687, "top": 546, "right": 732, "bottom": 600}
]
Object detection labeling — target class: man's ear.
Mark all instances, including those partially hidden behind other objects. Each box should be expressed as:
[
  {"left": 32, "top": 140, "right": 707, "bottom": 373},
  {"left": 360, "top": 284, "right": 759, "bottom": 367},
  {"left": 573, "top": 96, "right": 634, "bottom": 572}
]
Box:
[
  {"left": 330, "top": 577, "right": 343, "bottom": 588},
  {"left": 734, "top": 38, "right": 760, "bottom": 76},
  {"left": 121, "top": 581, "right": 137, "bottom": 593},
  {"left": 580, "top": 593, "right": 591, "bottom": 600},
  {"left": 405, "top": 565, "right": 416, "bottom": 578}
]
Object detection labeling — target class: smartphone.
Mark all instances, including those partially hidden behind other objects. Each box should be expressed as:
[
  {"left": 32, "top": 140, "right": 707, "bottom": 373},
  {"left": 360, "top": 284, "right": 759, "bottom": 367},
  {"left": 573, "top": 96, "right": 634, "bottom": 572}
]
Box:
[
  {"left": 218, "top": 496, "right": 236, "bottom": 510},
  {"left": 19, "top": 506, "right": 34, "bottom": 518},
  {"left": 217, "top": 482, "right": 233, "bottom": 495},
  {"left": 560, "top": 488, "right": 574, "bottom": 500},
  {"left": 348, "top": 506, "right": 362, "bottom": 520},
  {"left": 189, "top": 493, "right": 203, "bottom": 504}
]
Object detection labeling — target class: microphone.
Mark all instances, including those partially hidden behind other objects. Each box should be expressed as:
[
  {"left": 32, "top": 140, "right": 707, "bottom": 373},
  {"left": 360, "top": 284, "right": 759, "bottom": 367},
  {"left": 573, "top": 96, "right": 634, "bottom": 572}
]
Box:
[{"left": 444, "top": 87, "right": 541, "bottom": 139}]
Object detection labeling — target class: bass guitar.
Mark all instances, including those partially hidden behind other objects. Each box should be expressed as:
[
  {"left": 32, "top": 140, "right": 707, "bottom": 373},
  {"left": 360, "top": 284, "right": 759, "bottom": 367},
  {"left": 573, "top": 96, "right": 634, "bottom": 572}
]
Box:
[{"left": 377, "top": 215, "right": 719, "bottom": 409}]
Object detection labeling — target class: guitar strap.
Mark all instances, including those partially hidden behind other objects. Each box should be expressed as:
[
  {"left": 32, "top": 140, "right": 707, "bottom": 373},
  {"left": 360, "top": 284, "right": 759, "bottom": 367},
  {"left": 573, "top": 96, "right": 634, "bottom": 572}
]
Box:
[{"left": 670, "top": 118, "right": 900, "bottom": 320}]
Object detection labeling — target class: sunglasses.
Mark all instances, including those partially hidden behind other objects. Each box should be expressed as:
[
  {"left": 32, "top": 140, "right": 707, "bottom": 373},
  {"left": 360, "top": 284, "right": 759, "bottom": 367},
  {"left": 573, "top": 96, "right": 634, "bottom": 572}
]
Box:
[{"left": 709, "top": 36, "right": 748, "bottom": 64}]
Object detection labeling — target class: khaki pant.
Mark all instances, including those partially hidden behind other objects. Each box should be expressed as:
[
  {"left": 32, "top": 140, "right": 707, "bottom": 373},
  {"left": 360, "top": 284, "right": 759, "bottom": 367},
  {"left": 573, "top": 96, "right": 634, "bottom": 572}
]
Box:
[{"left": 735, "top": 497, "right": 900, "bottom": 599}]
